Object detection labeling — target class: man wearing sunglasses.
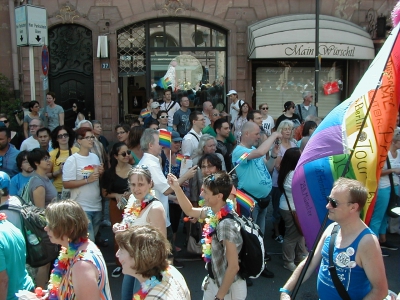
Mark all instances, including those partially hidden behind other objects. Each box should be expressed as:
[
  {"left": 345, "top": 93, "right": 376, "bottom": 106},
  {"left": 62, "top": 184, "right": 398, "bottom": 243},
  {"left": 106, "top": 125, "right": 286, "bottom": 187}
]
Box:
[
  {"left": 280, "top": 178, "right": 388, "bottom": 300},
  {"left": 0, "top": 124, "right": 20, "bottom": 178}
]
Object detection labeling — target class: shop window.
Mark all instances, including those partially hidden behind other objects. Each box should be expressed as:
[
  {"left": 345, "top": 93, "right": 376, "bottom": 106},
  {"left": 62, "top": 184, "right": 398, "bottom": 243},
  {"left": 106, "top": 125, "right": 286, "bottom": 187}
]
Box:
[{"left": 255, "top": 61, "right": 343, "bottom": 119}]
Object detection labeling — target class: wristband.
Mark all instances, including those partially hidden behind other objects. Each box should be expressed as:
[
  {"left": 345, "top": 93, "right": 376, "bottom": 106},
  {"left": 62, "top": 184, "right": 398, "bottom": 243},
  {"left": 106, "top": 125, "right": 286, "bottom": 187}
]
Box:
[
  {"left": 214, "top": 297, "right": 223, "bottom": 300},
  {"left": 279, "top": 288, "right": 291, "bottom": 295},
  {"left": 270, "top": 155, "right": 277, "bottom": 159}
]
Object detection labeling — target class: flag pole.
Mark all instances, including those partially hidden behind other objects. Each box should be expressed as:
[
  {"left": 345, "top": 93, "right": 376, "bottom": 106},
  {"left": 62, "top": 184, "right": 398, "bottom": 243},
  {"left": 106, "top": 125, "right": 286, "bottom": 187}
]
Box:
[{"left": 291, "top": 25, "right": 400, "bottom": 299}]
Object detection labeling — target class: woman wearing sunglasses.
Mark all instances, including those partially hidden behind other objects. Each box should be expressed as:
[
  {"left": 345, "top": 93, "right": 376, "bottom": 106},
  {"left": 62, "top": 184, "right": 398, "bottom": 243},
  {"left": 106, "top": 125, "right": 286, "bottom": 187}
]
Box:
[
  {"left": 101, "top": 142, "right": 132, "bottom": 278},
  {"left": 277, "top": 147, "right": 308, "bottom": 272},
  {"left": 49, "top": 125, "right": 79, "bottom": 196},
  {"left": 274, "top": 101, "right": 301, "bottom": 131}
]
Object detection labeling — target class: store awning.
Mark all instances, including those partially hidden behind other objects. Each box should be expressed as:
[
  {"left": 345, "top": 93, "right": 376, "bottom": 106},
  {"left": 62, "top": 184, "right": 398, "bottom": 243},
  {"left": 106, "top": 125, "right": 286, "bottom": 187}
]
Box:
[{"left": 248, "top": 14, "right": 374, "bottom": 60}]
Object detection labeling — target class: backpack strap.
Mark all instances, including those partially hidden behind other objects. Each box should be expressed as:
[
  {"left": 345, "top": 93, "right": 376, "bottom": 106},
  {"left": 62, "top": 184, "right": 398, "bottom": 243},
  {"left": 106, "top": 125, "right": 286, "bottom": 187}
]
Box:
[
  {"left": 189, "top": 132, "right": 200, "bottom": 142},
  {"left": 328, "top": 224, "right": 351, "bottom": 300},
  {"left": 165, "top": 101, "right": 177, "bottom": 113},
  {"left": 297, "top": 104, "right": 303, "bottom": 123}
]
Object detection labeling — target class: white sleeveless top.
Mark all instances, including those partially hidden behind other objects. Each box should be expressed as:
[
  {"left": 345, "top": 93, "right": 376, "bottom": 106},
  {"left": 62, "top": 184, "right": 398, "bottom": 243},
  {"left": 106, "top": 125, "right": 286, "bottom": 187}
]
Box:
[{"left": 121, "top": 199, "right": 164, "bottom": 228}]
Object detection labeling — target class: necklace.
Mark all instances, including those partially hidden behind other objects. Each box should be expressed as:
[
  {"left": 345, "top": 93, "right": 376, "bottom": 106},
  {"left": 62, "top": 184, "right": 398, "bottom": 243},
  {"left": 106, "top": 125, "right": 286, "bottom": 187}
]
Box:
[
  {"left": 133, "top": 267, "right": 171, "bottom": 300},
  {"left": 48, "top": 237, "right": 88, "bottom": 299},
  {"left": 200, "top": 199, "right": 234, "bottom": 263},
  {"left": 123, "top": 193, "right": 155, "bottom": 222}
]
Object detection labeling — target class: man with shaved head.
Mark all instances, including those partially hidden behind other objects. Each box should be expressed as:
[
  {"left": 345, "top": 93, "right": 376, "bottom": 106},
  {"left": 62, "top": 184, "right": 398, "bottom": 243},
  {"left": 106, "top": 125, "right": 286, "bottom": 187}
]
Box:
[{"left": 232, "top": 121, "right": 282, "bottom": 279}]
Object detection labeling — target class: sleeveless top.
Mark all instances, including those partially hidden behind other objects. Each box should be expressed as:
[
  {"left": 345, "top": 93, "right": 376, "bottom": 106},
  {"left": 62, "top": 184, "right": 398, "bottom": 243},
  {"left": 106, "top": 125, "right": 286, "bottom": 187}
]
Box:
[
  {"left": 317, "top": 226, "right": 374, "bottom": 300},
  {"left": 121, "top": 199, "right": 164, "bottom": 228},
  {"left": 58, "top": 241, "right": 112, "bottom": 300}
]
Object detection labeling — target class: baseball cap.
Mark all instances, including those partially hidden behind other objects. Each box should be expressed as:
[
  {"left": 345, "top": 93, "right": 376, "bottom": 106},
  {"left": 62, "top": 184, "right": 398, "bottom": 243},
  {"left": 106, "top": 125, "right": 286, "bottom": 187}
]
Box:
[
  {"left": 151, "top": 102, "right": 161, "bottom": 109},
  {"left": 227, "top": 90, "right": 237, "bottom": 96},
  {"left": 172, "top": 131, "right": 182, "bottom": 142},
  {"left": 0, "top": 171, "right": 10, "bottom": 191}
]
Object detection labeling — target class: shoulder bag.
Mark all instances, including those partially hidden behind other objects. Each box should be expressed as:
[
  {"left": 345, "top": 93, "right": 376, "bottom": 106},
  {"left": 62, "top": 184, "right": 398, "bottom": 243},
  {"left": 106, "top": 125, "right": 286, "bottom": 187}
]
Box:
[{"left": 283, "top": 189, "right": 303, "bottom": 236}]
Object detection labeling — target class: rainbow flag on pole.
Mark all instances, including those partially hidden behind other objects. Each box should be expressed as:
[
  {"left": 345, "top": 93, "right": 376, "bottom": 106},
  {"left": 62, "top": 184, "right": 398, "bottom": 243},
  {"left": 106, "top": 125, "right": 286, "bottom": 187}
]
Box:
[
  {"left": 176, "top": 153, "right": 184, "bottom": 164},
  {"left": 236, "top": 189, "right": 255, "bottom": 211},
  {"left": 235, "top": 152, "right": 249, "bottom": 165},
  {"left": 159, "top": 129, "right": 172, "bottom": 148},
  {"left": 292, "top": 20, "right": 400, "bottom": 249},
  {"left": 140, "top": 109, "right": 151, "bottom": 118}
]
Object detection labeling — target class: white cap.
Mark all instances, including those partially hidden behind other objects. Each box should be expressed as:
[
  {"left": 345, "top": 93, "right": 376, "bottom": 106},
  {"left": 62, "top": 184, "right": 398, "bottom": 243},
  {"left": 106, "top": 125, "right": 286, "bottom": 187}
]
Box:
[{"left": 227, "top": 90, "right": 237, "bottom": 96}]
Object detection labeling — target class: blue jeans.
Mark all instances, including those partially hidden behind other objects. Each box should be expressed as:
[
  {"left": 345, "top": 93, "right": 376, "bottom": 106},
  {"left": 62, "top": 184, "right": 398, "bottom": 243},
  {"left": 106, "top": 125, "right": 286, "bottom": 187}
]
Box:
[
  {"left": 85, "top": 210, "right": 102, "bottom": 242},
  {"left": 370, "top": 185, "right": 399, "bottom": 236},
  {"left": 251, "top": 202, "right": 268, "bottom": 235},
  {"left": 270, "top": 187, "right": 282, "bottom": 223},
  {"left": 121, "top": 275, "right": 140, "bottom": 300}
]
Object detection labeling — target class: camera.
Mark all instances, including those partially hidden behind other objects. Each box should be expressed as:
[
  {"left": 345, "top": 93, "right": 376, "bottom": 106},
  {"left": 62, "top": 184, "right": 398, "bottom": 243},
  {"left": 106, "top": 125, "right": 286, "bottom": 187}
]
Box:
[{"left": 13, "top": 109, "right": 23, "bottom": 115}]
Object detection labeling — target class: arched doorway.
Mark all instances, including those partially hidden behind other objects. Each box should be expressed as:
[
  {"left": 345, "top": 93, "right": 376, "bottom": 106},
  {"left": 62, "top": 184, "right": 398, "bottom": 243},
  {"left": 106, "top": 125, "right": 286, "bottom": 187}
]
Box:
[{"left": 48, "top": 24, "right": 94, "bottom": 128}]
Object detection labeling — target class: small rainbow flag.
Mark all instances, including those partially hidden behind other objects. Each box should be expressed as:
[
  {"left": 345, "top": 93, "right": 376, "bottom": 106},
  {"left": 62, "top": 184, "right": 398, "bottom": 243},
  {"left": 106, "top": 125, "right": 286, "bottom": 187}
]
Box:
[
  {"left": 140, "top": 109, "right": 151, "bottom": 118},
  {"left": 235, "top": 152, "right": 249, "bottom": 165},
  {"left": 176, "top": 153, "right": 184, "bottom": 163},
  {"left": 236, "top": 189, "right": 255, "bottom": 211},
  {"left": 159, "top": 129, "right": 171, "bottom": 148}
]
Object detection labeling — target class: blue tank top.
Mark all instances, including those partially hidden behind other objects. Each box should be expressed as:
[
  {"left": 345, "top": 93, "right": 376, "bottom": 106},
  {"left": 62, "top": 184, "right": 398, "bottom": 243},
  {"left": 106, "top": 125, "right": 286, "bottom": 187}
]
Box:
[{"left": 317, "top": 225, "right": 374, "bottom": 300}]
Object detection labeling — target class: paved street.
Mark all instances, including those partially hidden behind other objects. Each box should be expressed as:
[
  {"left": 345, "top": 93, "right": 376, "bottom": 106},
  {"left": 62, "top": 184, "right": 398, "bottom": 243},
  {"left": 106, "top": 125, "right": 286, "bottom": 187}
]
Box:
[{"left": 99, "top": 208, "right": 400, "bottom": 299}]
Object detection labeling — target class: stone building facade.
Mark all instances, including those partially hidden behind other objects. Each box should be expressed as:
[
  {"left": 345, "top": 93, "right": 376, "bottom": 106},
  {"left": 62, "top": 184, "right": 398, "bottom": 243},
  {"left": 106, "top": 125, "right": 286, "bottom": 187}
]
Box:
[{"left": 0, "top": 0, "right": 396, "bottom": 139}]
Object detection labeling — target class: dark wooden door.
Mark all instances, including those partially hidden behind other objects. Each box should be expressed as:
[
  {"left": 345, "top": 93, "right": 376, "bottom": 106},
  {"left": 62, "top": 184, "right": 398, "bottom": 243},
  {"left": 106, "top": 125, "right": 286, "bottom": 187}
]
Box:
[{"left": 48, "top": 24, "right": 94, "bottom": 129}]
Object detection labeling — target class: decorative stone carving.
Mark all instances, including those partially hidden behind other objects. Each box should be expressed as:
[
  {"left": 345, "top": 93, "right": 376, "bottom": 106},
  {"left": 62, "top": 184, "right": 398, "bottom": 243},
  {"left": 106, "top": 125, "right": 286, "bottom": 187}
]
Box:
[
  {"left": 155, "top": 0, "right": 195, "bottom": 16},
  {"left": 51, "top": 3, "right": 86, "bottom": 24}
]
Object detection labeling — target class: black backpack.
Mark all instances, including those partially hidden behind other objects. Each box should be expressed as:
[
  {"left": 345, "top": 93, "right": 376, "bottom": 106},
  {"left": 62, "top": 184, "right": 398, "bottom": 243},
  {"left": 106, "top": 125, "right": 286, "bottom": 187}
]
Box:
[
  {"left": 0, "top": 195, "right": 59, "bottom": 268},
  {"left": 217, "top": 213, "right": 265, "bottom": 279}
]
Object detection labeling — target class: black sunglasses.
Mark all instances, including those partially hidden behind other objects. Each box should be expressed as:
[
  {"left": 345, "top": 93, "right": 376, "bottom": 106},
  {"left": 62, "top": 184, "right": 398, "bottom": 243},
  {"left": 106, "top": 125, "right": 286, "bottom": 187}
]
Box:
[
  {"left": 57, "top": 133, "right": 69, "bottom": 139},
  {"left": 261, "top": 107, "right": 268, "bottom": 110},
  {"left": 118, "top": 150, "right": 132, "bottom": 157},
  {"left": 0, "top": 120, "right": 9, "bottom": 124},
  {"left": 327, "top": 196, "right": 354, "bottom": 208}
]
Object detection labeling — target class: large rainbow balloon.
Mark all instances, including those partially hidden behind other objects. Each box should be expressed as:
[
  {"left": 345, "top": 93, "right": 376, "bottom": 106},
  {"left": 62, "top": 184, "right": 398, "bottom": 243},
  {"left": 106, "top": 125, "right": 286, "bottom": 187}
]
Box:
[{"left": 292, "top": 22, "right": 400, "bottom": 249}]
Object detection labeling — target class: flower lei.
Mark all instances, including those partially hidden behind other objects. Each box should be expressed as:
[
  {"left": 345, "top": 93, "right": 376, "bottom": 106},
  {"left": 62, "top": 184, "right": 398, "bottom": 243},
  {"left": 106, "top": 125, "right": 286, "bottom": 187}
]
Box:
[
  {"left": 47, "top": 237, "right": 88, "bottom": 299},
  {"left": 200, "top": 199, "right": 234, "bottom": 263},
  {"left": 123, "top": 193, "right": 155, "bottom": 219},
  {"left": 0, "top": 213, "right": 6, "bottom": 221},
  {"left": 133, "top": 267, "right": 171, "bottom": 300}
]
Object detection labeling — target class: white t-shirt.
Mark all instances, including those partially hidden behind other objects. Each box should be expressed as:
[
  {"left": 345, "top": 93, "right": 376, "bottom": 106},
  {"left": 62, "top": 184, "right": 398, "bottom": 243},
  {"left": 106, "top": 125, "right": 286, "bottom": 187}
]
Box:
[
  {"left": 182, "top": 129, "right": 202, "bottom": 158},
  {"left": 160, "top": 101, "right": 180, "bottom": 127},
  {"left": 262, "top": 115, "right": 275, "bottom": 136},
  {"left": 279, "top": 171, "right": 295, "bottom": 211},
  {"left": 378, "top": 150, "right": 400, "bottom": 189},
  {"left": 138, "top": 153, "right": 171, "bottom": 227},
  {"left": 20, "top": 136, "right": 40, "bottom": 151},
  {"left": 229, "top": 99, "right": 244, "bottom": 124},
  {"left": 62, "top": 153, "right": 102, "bottom": 211}
]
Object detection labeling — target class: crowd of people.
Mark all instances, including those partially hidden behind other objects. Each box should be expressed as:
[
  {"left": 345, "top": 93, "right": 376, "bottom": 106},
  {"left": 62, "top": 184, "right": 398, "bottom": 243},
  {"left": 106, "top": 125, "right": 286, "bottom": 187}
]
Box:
[{"left": 0, "top": 88, "right": 398, "bottom": 300}]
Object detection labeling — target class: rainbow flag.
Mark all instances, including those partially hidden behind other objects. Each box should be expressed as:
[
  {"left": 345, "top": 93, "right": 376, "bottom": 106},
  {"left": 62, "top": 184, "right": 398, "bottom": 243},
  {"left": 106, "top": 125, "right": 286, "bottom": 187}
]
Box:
[
  {"left": 292, "top": 21, "right": 400, "bottom": 249},
  {"left": 140, "top": 109, "right": 151, "bottom": 118},
  {"left": 159, "top": 129, "right": 172, "bottom": 148},
  {"left": 236, "top": 190, "right": 255, "bottom": 211},
  {"left": 176, "top": 153, "right": 184, "bottom": 164},
  {"left": 157, "top": 77, "right": 171, "bottom": 89},
  {"left": 235, "top": 152, "right": 249, "bottom": 165}
]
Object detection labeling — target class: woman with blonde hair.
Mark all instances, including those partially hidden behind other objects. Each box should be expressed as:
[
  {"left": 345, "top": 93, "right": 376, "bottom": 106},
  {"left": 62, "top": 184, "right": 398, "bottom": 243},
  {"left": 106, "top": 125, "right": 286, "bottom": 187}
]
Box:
[
  {"left": 45, "top": 200, "right": 111, "bottom": 299},
  {"left": 113, "top": 165, "right": 167, "bottom": 300},
  {"left": 116, "top": 225, "right": 190, "bottom": 300},
  {"left": 271, "top": 120, "right": 297, "bottom": 243}
]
